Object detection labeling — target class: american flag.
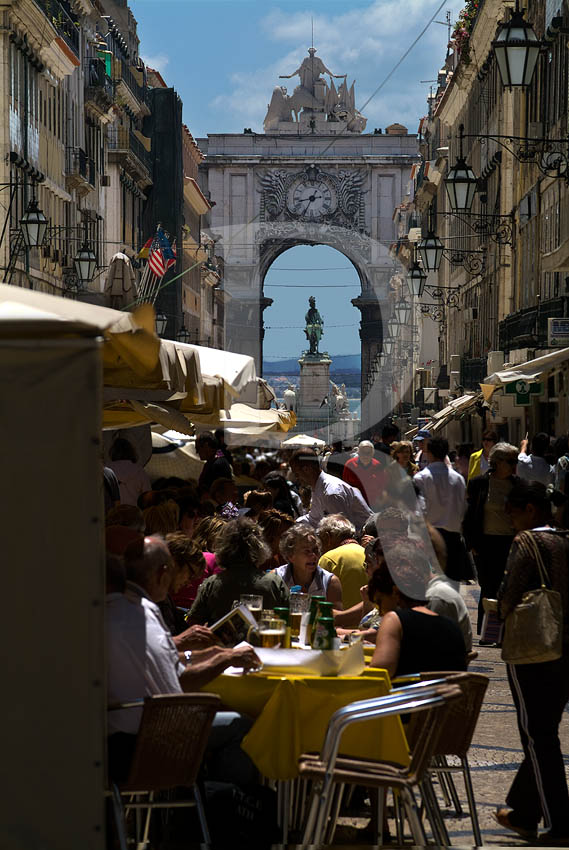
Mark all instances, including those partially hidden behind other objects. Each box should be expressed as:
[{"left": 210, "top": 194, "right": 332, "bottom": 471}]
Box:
[{"left": 148, "top": 227, "right": 175, "bottom": 278}]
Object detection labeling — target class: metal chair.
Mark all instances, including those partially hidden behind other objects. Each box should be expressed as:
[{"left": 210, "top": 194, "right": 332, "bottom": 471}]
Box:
[
  {"left": 416, "top": 671, "right": 489, "bottom": 846},
  {"left": 298, "top": 682, "right": 462, "bottom": 848},
  {"left": 113, "top": 693, "right": 221, "bottom": 848}
]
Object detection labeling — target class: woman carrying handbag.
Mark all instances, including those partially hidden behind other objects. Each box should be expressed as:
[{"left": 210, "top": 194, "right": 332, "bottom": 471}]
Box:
[{"left": 495, "top": 481, "right": 569, "bottom": 845}]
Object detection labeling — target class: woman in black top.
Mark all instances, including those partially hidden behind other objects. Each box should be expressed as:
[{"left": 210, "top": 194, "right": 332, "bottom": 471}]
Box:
[{"left": 368, "top": 542, "right": 466, "bottom": 677}]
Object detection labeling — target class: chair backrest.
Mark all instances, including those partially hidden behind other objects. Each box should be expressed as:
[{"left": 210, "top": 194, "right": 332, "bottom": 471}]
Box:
[
  {"left": 405, "top": 684, "right": 463, "bottom": 782},
  {"left": 318, "top": 683, "right": 461, "bottom": 781},
  {"left": 418, "top": 671, "right": 489, "bottom": 758},
  {"left": 121, "top": 693, "right": 221, "bottom": 792}
]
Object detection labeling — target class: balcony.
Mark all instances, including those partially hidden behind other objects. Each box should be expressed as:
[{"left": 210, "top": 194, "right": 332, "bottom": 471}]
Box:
[
  {"left": 32, "top": 0, "right": 80, "bottom": 57},
  {"left": 112, "top": 57, "right": 148, "bottom": 115},
  {"left": 84, "top": 58, "right": 114, "bottom": 114},
  {"left": 498, "top": 297, "right": 567, "bottom": 353},
  {"left": 65, "top": 147, "right": 95, "bottom": 194},
  {"left": 107, "top": 126, "right": 152, "bottom": 186}
]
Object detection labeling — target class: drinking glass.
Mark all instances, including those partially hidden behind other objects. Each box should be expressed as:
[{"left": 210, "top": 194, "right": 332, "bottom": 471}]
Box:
[
  {"left": 289, "top": 592, "right": 310, "bottom": 638},
  {"left": 258, "top": 617, "right": 286, "bottom": 648},
  {"left": 240, "top": 594, "right": 263, "bottom": 622}
]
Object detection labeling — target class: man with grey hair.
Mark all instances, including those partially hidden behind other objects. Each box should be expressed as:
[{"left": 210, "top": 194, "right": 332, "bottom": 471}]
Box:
[
  {"left": 342, "top": 440, "right": 386, "bottom": 510},
  {"left": 317, "top": 514, "right": 367, "bottom": 608},
  {"left": 106, "top": 535, "right": 260, "bottom": 785}
]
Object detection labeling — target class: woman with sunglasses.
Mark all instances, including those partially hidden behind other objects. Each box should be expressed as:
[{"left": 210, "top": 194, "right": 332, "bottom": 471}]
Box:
[{"left": 464, "top": 442, "right": 520, "bottom": 637}]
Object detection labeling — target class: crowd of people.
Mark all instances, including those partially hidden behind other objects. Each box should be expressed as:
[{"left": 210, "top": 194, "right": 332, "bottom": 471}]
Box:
[{"left": 104, "top": 420, "right": 569, "bottom": 845}]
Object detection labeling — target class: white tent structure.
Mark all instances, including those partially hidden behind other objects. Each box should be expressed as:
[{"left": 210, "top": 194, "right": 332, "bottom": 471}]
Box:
[{"left": 281, "top": 433, "right": 327, "bottom": 449}]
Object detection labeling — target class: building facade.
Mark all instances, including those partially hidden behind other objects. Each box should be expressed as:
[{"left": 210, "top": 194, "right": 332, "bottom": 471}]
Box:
[{"left": 403, "top": 0, "right": 569, "bottom": 441}]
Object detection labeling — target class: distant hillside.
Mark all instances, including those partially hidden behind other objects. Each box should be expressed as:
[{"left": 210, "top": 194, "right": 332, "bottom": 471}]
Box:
[{"left": 263, "top": 353, "right": 360, "bottom": 374}]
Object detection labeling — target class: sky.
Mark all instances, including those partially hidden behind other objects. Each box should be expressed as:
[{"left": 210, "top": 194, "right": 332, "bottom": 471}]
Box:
[{"left": 131, "top": 0, "right": 463, "bottom": 359}]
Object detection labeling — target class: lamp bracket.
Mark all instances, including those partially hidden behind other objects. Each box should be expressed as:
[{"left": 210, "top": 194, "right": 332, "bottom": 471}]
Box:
[
  {"left": 440, "top": 210, "right": 514, "bottom": 246},
  {"left": 462, "top": 132, "right": 569, "bottom": 184}
]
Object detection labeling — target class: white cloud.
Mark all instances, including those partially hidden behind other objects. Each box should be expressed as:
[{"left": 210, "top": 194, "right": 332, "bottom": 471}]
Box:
[
  {"left": 141, "top": 53, "right": 170, "bottom": 75},
  {"left": 212, "top": 0, "right": 463, "bottom": 132}
]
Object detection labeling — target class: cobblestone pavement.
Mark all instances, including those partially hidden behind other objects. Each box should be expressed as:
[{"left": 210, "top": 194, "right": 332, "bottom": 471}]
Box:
[{"left": 329, "top": 583, "right": 569, "bottom": 848}]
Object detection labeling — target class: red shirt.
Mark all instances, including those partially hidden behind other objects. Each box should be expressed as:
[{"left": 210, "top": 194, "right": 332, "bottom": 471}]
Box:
[{"left": 342, "top": 457, "right": 385, "bottom": 510}]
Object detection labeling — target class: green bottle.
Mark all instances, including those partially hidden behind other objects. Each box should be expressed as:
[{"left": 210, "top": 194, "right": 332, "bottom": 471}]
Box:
[
  {"left": 306, "top": 595, "right": 326, "bottom": 646},
  {"left": 312, "top": 616, "right": 337, "bottom": 650}
]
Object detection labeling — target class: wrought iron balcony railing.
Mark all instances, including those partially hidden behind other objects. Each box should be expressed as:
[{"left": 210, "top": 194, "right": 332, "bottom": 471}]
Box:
[{"left": 33, "top": 0, "right": 80, "bottom": 56}]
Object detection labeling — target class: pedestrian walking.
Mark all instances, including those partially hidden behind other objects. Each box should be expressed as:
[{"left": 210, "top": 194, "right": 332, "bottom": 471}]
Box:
[
  {"left": 464, "top": 442, "right": 519, "bottom": 636},
  {"left": 495, "top": 481, "right": 569, "bottom": 845}
]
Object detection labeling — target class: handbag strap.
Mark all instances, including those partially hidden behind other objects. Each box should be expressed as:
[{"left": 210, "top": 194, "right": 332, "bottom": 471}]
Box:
[{"left": 520, "top": 530, "right": 551, "bottom": 589}]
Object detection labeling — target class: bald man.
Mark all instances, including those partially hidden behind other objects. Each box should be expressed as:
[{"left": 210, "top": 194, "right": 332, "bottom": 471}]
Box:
[{"left": 106, "top": 535, "right": 260, "bottom": 785}]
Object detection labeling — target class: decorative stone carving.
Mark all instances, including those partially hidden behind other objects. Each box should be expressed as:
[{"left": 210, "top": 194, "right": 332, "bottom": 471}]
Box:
[
  {"left": 258, "top": 164, "right": 367, "bottom": 230},
  {"left": 263, "top": 47, "right": 367, "bottom": 134},
  {"left": 256, "top": 220, "right": 372, "bottom": 264}
]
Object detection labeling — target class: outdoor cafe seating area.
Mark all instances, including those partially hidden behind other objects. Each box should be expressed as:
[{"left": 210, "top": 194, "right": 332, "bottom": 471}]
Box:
[{"left": 110, "top": 598, "right": 488, "bottom": 848}]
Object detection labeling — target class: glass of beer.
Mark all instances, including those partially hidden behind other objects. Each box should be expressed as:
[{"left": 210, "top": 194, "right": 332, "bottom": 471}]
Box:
[
  {"left": 259, "top": 617, "right": 286, "bottom": 648},
  {"left": 289, "top": 592, "right": 310, "bottom": 638},
  {"left": 240, "top": 594, "right": 263, "bottom": 622}
]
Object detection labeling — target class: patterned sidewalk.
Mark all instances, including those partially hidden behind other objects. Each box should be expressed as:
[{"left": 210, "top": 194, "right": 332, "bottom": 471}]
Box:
[{"left": 331, "top": 583, "right": 569, "bottom": 848}]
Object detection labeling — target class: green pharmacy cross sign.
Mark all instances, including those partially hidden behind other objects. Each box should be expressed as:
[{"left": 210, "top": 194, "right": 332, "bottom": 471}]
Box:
[{"left": 505, "top": 379, "right": 543, "bottom": 406}]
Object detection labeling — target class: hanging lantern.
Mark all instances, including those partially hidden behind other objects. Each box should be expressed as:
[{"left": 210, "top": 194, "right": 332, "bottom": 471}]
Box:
[
  {"left": 387, "top": 316, "right": 400, "bottom": 337},
  {"left": 445, "top": 156, "right": 478, "bottom": 212},
  {"left": 155, "top": 310, "right": 168, "bottom": 336},
  {"left": 73, "top": 242, "right": 97, "bottom": 283},
  {"left": 176, "top": 326, "right": 191, "bottom": 344},
  {"left": 383, "top": 339, "right": 394, "bottom": 356},
  {"left": 493, "top": 4, "right": 540, "bottom": 89},
  {"left": 407, "top": 262, "right": 427, "bottom": 297},
  {"left": 417, "top": 232, "right": 445, "bottom": 272},
  {"left": 20, "top": 198, "right": 48, "bottom": 248},
  {"left": 395, "top": 298, "right": 412, "bottom": 325}
]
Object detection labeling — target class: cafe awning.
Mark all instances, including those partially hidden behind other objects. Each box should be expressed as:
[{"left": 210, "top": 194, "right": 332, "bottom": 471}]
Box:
[
  {"left": 404, "top": 392, "right": 483, "bottom": 437},
  {"left": 483, "top": 347, "right": 569, "bottom": 387}
]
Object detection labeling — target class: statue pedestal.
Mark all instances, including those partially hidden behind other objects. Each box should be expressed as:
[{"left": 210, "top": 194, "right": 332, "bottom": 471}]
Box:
[{"left": 296, "top": 352, "right": 332, "bottom": 435}]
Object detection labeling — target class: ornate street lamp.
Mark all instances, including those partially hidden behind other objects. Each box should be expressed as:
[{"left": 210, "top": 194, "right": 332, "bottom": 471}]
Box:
[
  {"left": 445, "top": 125, "right": 478, "bottom": 212},
  {"left": 20, "top": 197, "right": 48, "bottom": 248},
  {"left": 407, "top": 262, "right": 427, "bottom": 298},
  {"left": 417, "top": 231, "right": 444, "bottom": 272},
  {"left": 155, "top": 311, "right": 168, "bottom": 337},
  {"left": 395, "top": 298, "right": 412, "bottom": 325},
  {"left": 387, "top": 316, "right": 400, "bottom": 337},
  {"left": 383, "top": 338, "right": 394, "bottom": 356},
  {"left": 73, "top": 241, "right": 97, "bottom": 284},
  {"left": 493, "top": 2, "right": 540, "bottom": 89},
  {"left": 176, "top": 326, "right": 191, "bottom": 344}
]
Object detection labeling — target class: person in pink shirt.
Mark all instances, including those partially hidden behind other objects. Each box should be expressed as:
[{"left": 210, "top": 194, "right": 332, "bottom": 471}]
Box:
[{"left": 342, "top": 441, "right": 386, "bottom": 510}]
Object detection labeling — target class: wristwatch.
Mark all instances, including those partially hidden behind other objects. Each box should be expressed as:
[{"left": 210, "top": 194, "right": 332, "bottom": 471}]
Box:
[{"left": 184, "top": 650, "right": 192, "bottom": 664}]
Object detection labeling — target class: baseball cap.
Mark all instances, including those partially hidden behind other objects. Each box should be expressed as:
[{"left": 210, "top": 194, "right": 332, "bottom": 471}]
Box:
[{"left": 415, "top": 429, "right": 432, "bottom": 441}]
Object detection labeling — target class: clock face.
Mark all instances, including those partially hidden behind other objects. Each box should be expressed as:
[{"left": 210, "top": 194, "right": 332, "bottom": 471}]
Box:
[{"left": 286, "top": 177, "right": 337, "bottom": 220}]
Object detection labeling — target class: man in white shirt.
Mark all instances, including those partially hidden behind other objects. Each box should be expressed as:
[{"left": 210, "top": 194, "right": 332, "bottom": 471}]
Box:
[
  {"left": 517, "top": 433, "right": 554, "bottom": 485},
  {"left": 106, "top": 536, "right": 260, "bottom": 784},
  {"left": 414, "top": 436, "right": 468, "bottom": 584},
  {"left": 289, "top": 448, "right": 373, "bottom": 531}
]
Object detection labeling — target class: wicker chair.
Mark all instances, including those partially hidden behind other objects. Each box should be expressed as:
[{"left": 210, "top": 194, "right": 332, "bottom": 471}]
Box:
[
  {"left": 115, "top": 693, "right": 221, "bottom": 847},
  {"left": 298, "top": 682, "right": 462, "bottom": 848},
  {"left": 416, "top": 671, "right": 489, "bottom": 846}
]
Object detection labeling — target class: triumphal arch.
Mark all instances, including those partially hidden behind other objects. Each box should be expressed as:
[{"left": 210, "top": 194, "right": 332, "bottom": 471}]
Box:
[{"left": 197, "top": 47, "right": 418, "bottom": 431}]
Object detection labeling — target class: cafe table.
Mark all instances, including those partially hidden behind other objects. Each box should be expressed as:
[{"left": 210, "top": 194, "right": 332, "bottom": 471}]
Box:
[{"left": 203, "top": 668, "right": 410, "bottom": 781}]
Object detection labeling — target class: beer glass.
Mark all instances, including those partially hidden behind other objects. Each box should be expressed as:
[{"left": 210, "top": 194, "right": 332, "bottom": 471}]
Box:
[
  {"left": 289, "top": 592, "right": 310, "bottom": 638},
  {"left": 240, "top": 594, "right": 263, "bottom": 622},
  {"left": 258, "top": 617, "right": 286, "bottom": 648}
]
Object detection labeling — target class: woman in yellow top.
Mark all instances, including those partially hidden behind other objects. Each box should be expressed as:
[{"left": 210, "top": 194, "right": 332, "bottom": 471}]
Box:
[{"left": 468, "top": 430, "right": 498, "bottom": 481}]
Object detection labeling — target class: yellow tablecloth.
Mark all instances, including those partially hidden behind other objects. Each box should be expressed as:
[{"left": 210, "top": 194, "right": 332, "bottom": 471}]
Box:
[{"left": 204, "top": 671, "right": 409, "bottom": 780}]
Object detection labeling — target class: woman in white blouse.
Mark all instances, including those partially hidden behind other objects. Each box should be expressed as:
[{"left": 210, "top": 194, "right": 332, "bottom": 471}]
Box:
[{"left": 275, "top": 525, "right": 343, "bottom": 607}]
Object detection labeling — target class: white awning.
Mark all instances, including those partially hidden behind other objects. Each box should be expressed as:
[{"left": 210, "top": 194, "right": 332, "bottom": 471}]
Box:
[{"left": 483, "top": 347, "right": 569, "bottom": 386}]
